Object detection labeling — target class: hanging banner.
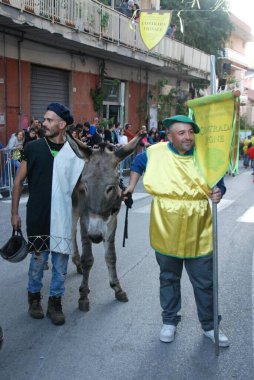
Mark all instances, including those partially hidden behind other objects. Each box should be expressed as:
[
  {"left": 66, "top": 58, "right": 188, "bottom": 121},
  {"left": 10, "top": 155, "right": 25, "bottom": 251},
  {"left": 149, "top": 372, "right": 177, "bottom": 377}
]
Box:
[
  {"left": 139, "top": 11, "right": 171, "bottom": 50},
  {"left": 187, "top": 91, "right": 240, "bottom": 188}
]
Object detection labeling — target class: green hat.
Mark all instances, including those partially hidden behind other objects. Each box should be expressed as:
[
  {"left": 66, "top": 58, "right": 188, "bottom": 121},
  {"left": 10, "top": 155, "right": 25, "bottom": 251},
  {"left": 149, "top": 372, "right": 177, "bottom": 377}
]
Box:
[{"left": 163, "top": 115, "right": 200, "bottom": 134}]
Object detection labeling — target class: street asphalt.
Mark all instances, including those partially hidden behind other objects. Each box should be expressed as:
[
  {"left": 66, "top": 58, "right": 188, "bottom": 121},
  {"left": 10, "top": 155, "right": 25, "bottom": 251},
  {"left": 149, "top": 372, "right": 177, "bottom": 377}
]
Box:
[{"left": 0, "top": 165, "right": 253, "bottom": 379}]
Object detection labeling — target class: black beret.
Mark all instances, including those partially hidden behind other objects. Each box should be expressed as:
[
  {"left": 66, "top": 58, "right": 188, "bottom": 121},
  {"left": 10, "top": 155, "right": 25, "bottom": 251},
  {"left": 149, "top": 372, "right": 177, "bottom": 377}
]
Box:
[{"left": 46, "top": 103, "right": 74, "bottom": 126}]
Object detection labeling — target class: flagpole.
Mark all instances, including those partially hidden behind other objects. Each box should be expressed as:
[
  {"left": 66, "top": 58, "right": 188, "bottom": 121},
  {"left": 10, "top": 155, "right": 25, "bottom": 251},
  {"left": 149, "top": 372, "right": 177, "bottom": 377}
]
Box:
[{"left": 210, "top": 55, "right": 219, "bottom": 356}]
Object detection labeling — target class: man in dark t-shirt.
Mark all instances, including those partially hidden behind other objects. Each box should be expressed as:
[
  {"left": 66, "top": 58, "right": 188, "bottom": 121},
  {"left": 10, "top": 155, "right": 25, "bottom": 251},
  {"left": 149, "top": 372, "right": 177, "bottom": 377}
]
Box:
[{"left": 11, "top": 103, "right": 84, "bottom": 326}]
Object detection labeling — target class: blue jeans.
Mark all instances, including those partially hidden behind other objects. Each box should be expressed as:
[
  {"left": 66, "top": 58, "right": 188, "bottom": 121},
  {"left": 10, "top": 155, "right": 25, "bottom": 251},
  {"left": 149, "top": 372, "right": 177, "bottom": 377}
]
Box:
[
  {"left": 243, "top": 154, "right": 250, "bottom": 167},
  {"left": 27, "top": 251, "right": 69, "bottom": 297}
]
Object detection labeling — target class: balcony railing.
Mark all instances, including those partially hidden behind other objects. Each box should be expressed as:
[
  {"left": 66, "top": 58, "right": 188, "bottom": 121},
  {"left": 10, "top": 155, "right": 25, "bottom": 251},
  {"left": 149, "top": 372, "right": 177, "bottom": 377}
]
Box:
[
  {"left": 224, "top": 48, "right": 250, "bottom": 69},
  {"left": 0, "top": 0, "right": 210, "bottom": 73}
]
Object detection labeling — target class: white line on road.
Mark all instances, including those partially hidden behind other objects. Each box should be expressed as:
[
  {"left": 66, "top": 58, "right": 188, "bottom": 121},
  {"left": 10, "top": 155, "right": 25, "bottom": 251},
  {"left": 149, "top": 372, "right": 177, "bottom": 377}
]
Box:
[
  {"left": 132, "top": 193, "right": 150, "bottom": 201},
  {"left": 237, "top": 207, "right": 254, "bottom": 223},
  {"left": 134, "top": 198, "right": 235, "bottom": 214},
  {"left": 1, "top": 196, "right": 28, "bottom": 204},
  {"left": 2, "top": 193, "right": 150, "bottom": 205},
  {"left": 217, "top": 199, "right": 235, "bottom": 212}
]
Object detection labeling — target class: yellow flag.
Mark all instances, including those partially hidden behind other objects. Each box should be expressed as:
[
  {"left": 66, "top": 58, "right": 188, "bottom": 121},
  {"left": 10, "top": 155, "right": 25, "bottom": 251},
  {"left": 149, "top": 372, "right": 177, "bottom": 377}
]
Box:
[
  {"left": 187, "top": 92, "right": 239, "bottom": 188},
  {"left": 139, "top": 11, "right": 171, "bottom": 50}
]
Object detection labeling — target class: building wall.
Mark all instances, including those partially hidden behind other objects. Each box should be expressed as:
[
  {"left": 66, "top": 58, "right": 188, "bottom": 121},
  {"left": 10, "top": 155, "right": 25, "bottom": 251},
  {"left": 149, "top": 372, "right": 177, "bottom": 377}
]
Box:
[
  {"left": 0, "top": 27, "right": 187, "bottom": 144},
  {"left": 228, "top": 34, "right": 246, "bottom": 54},
  {"left": 0, "top": 56, "right": 6, "bottom": 144},
  {"left": 72, "top": 72, "right": 98, "bottom": 124},
  {"left": 0, "top": 32, "right": 156, "bottom": 143}
]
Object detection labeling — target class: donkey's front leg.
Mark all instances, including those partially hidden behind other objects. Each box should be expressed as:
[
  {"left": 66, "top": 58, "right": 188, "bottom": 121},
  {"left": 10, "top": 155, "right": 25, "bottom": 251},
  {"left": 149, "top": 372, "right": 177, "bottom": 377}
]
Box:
[
  {"left": 79, "top": 221, "right": 94, "bottom": 311},
  {"left": 104, "top": 217, "right": 128, "bottom": 302},
  {"left": 71, "top": 189, "right": 82, "bottom": 274}
]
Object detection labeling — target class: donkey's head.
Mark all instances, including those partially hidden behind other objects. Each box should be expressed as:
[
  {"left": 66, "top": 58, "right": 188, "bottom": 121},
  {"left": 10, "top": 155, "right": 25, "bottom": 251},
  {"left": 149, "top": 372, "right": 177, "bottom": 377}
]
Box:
[{"left": 67, "top": 132, "right": 145, "bottom": 243}]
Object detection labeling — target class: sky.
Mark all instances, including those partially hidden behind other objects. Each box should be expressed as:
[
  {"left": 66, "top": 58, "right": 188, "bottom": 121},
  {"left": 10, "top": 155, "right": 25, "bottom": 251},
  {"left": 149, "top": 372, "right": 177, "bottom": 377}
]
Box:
[
  {"left": 229, "top": 0, "right": 254, "bottom": 60},
  {"left": 229, "top": 0, "right": 253, "bottom": 30}
]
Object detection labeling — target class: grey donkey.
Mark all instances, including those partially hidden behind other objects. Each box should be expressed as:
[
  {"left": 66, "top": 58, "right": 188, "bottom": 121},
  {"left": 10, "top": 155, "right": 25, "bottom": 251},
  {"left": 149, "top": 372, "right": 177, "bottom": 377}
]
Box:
[{"left": 67, "top": 132, "right": 145, "bottom": 311}]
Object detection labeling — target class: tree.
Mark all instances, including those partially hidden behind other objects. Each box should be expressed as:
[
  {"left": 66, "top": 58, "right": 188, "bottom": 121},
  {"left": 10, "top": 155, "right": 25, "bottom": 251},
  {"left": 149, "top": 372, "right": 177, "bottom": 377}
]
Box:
[
  {"left": 160, "top": 0, "right": 233, "bottom": 56},
  {"left": 98, "top": 0, "right": 111, "bottom": 5}
]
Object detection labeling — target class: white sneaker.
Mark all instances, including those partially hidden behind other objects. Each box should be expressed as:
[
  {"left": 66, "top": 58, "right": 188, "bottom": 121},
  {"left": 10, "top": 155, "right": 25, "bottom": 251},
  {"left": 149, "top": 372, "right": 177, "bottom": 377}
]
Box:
[
  {"left": 203, "top": 329, "right": 229, "bottom": 347},
  {"left": 160, "top": 324, "right": 176, "bottom": 343}
]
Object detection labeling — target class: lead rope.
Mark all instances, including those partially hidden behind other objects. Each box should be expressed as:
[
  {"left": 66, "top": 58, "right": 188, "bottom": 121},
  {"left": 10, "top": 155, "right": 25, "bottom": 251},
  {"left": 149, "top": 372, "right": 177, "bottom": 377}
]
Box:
[{"left": 119, "top": 179, "right": 133, "bottom": 247}]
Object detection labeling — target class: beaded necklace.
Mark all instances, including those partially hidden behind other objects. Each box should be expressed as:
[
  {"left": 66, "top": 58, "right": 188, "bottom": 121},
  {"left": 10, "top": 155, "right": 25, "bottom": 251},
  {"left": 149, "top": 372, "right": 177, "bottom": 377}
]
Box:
[{"left": 44, "top": 137, "right": 65, "bottom": 158}]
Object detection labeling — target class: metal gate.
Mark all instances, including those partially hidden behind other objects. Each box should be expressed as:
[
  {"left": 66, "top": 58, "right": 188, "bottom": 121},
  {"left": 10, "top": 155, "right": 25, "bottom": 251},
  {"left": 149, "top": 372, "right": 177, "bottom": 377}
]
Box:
[{"left": 31, "top": 65, "right": 69, "bottom": 121}]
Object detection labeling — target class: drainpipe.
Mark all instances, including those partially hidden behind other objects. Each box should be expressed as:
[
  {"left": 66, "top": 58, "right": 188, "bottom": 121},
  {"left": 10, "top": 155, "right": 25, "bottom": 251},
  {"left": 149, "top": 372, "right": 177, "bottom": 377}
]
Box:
[
  {"left": 18, "top": 35, "right": 24, "bottom": 129},
  {"left": 145, "top": 69, "right": 149, "bottom": 128},
  {"left": 3, "top": 32, "right": 8, "bottom": 144}
]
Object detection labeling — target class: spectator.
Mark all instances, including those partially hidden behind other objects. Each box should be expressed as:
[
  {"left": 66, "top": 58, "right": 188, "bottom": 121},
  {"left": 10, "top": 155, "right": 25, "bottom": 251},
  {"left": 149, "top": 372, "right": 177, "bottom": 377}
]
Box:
[
  {"left": 29, "top": 118, "right": 44, "bottom": 138},
  {"left": 243, "top": 136, "right": 251, "bottom": 168},
  {"left": 90, "top": 116, "right": 99, "bottom": 136},
  {"left": 166, "top": 24, "right": 177, "bottom": 39},
  {"left": 118, "top": 128, "right": 129, "bottom": 171},
  {"left": 118, "top": 128, "right": 128, "bottom": 146},
  {"left": 104, "top": 123, "right": 118, "bottom": 145},
  {"left": 83, "top": 121, "right": 102, "bottom": 147},
  {"left": 24, "top": 127, "right": 38, "bottom": 147},
  {"left": 124, "top": 123, "right": 136, "bottom": 142},
  {"left": 74, "top": 123, "right": 84, "bottom": 140},
  {"left": 247, "top": 144, "right": 254, "bottom": 175},
  {"left": 132, "top": 3, "right": 140, "bottom": 23},
  {"left": 148, "top": 130, "right": 156, "bottom": 145},
  {"left": 115, "top": 122, "right": 121, "bottom": 142},
  {"left": 5, "top": 130, "right": 25, "bottom": 178},
  {"left": 139, "top": 126, "right": 150, "bottom": 151},
  {"left": 118, "top": 0, "right": 132, "bottom": 17}
]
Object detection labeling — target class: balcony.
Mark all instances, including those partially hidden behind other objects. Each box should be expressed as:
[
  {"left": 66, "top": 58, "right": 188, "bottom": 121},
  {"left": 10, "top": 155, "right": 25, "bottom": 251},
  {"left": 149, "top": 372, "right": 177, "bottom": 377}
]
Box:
[
  {"left": 0, "top": 0, "right": 211, "bottom": 79},
  {"left": 224, "top": 47, "right": 252, "bottom": 69}
]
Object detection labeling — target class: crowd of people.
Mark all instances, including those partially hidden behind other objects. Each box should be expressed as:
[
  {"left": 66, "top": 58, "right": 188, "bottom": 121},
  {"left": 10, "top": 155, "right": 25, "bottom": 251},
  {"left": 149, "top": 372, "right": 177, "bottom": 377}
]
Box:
[
  {"left": 240, "top": 133, "right": 254, "bottom": 174},
  {"left": 1, "top": 114, "right": 254, "bottom": 194},
  {"left": 117, "top": 1, "right": 176, "bottom": 38},
  {"left": 117, "top": 1, "right": 140, "bottom": 21},
  {"left": 0, "top": 117, "right": 145, "bottom": 191}
]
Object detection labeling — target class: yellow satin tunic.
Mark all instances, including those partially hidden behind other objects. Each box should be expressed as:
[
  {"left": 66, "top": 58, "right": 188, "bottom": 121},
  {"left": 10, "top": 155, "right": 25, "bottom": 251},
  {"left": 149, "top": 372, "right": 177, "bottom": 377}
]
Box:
[{"left": 143, "top": 143, "right": 213, "bottom": 259}]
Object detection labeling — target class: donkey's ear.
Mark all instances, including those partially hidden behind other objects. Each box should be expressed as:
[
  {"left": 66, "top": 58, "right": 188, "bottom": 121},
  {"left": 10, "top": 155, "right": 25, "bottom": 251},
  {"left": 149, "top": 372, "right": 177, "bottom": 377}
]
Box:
[
  {"left": 66, "top": 131, "right": 92, "bottom": 160},
  {"left": 114, "top": 132, "right": 146, "bottom": 163}
]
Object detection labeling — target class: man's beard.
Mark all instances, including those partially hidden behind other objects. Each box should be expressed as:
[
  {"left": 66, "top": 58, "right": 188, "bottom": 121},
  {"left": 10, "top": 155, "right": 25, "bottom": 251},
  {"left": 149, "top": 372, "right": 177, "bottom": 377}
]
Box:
[{"left": 45, "top": 129, "right": 59, "bottom": 138}]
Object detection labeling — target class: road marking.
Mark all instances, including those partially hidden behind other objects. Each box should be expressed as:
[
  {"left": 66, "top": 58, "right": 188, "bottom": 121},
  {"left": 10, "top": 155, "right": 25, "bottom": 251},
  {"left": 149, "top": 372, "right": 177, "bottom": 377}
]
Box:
[
  {"left": 1, "top": 196, "right": 28, "bottom": 204},
  {"left": 237, "top": 207, "right": 254, "bottom": 223},
  {"left": 134, "top": 198, "right": 234, "bottom": 214},
  {"left": 217, "top": 199, "right": 235, "bottom": 212},
  {"left": 122, "top": 192, "right": 150, "bottom": 206},
  {"left": 2, "top": 194, "right": 149, "bottom": 205},
  {"left": 132, "top": 193, "right": 150, "bottom": 201},
  {"left": 134, "top": 204, "right": 151, "bottom": 213},
  {"left": 1, "top": 194, "right": 236, "bottom": 217}
]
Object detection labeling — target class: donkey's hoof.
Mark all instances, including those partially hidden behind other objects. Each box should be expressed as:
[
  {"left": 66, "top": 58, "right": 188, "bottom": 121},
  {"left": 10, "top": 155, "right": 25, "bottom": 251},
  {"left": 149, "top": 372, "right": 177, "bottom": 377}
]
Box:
[
  {"left": 79, "top": 299, "right": 90, "bottom": 312},
  {"left": 76, "top": 264, "right": 83, "bottom": 275},
  {"left": 115, "top": 291, "right": 128, "bottom": 302}
]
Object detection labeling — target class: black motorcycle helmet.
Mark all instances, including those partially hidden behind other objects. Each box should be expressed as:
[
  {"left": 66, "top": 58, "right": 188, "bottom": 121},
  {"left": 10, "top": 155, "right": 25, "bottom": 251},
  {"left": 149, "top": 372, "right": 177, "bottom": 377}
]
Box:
[{"left": 0, "top": 229, "right": 28, "bottom": 263}]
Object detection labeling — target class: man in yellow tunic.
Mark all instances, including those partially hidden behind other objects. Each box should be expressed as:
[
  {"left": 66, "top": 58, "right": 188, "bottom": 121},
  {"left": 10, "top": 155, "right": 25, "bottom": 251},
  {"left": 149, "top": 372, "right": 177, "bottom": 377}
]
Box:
[{"left": 124, "top": 115, "right": 229, "bottom": 347}]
